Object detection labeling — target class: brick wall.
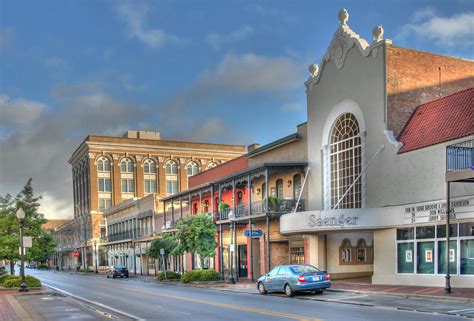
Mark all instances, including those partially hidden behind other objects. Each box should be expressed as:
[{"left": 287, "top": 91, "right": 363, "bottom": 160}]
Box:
[
  {"left": 387, "top": 45, "right": 474, "bottom": 137},
  {"left": 270, "top": 241, "right": 289, "bottom": 269}
]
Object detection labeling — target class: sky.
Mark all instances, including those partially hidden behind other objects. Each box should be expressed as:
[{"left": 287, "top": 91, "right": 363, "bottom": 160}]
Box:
[{"left": 1, "top": 0, "right": 473, "bottom": 219}]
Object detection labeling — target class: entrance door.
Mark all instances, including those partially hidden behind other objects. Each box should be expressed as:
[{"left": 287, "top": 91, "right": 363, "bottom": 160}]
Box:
[{"left": 238, "top": 245, "right": 248, "bottom": 278}]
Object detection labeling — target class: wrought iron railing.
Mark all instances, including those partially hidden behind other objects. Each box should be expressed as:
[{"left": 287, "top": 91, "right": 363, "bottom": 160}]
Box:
[
  {"left": 216, "top": 199, "right": 305, "bottom": 221},
  {"left": 447, "top": 139, "right": 474, "bottom": 172}
]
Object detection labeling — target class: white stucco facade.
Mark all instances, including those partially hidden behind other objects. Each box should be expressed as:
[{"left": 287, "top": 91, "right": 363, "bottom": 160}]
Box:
[{"left": 280, "top": 9, "right": 474, "bottom": 287}]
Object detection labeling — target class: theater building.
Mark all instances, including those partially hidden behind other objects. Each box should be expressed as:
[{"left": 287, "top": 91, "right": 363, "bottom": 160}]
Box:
[{"left": 280, "top": 9, "right": 474, "bottom": 287}]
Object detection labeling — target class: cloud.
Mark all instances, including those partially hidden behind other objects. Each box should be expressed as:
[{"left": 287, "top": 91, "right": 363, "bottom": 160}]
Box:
[
  {"left": 115, "top": 1, "right": 181, "bottom": 49},
  {"left": 397, "top": 9, "right": 474, "bottom": 47},
  {"left": 206, "top": 26, "right": 254, "bottom": 50},
  {"left": 0, "top": 94, "right": 47, "bottom": 127},
  {"left": 0, "top": 90, "right": 148, "bottom": 219}
]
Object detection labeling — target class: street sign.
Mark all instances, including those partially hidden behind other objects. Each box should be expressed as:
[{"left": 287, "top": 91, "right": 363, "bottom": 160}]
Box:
[
  {"left": 244, "top": 230, "right": 263, "bottom": 237},
  {"left": 23, "top": 236, "right": 32, "bottom": 248},
  {"left": 73, "top": 250, "right": 79, "bottom": 257},
  {"left": 229, "top": 244, "right": 235, "bottom": 252},
  {"left": 159, "top": 248, "right": 165, "bottom": 255}
]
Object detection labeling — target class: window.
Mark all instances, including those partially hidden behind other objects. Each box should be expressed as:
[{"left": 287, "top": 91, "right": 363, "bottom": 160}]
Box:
[
  {"left": 144, "top": 179, "right": 156, "bottom": 194},
  {"left": 99, "top": 199, "right": 112, "bottom": 212},
  {"left": 207, "top": 162, "right": 217, "bottom": 169},
  {"left": 121, "top": 178, "right": 134, "bottom": 193},
  {"left": 330, "top": 113, "right": 361, "bottom": 209},
  {"left": 166, "top": 179, "right": 178, "bottom": 195},
  {"left": 340, "top": 239, "right": 352, "bottom": 263},
  {"left": 268, "top": 267, "right": 280, "bottom": 277},
  {"left": 121, "top": 158, "right": 134, "bottom": 173},
  {"left": 98, "top": 178, "right": 111, "bottom": 192},
  {"left": 97, "top": 157, "right": 111, "bottom": 172},
  {"left": 187, "top": 161, "right": 200, "bottom": 176},
  {"left": 293, "top": 174, "right": 302, "bottom": 199},
  {"left": 165, "top": 161, "right": 178, "bottom": 175},
  {"left": 397, "top": 242, "right": 414, "bottom": 273},
  {"left": 276, "top": 179, "right": 283, "bottom": 198},
  {"left": 417, "top": 241, "right": 434, "bottom": 274},
  {"left": 438, "top": 240, "right": 457, "bottom": 274},
  {"left": 356, "top": 239, "right": 368, "bottom": 262},
  {"left": 262, "top": 183, "right": 266, "bottom": 199},
  {"left": 416, "top": 226, "right": 435, "bottom": 239},
  {"left": 143, "top": 159, "right": 156, "bottom": 174},
  {"left": 277, "top": 266, "right": 287, "bottom": 275},
  {"left": 290, "top": 246, "right": 305, "bottom": 264},
  {"left": 461, "top": 240, "right": 474, "bottom": 275}
]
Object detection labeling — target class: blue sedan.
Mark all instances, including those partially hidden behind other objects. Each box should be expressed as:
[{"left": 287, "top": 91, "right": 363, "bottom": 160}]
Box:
[{"left": 257, "top": 264, "right": 331, "bottom": 297}]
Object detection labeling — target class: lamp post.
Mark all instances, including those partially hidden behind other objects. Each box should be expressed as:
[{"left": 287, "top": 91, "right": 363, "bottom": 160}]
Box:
[
  {"left": 16, "top": 208, "right": 28, "bottom": 292},
  {"left": 94, "top": 240, "right": 98, "bottom": 274},
  {"left": 228, "top": 210, "right": 236, "bottom": 284}
]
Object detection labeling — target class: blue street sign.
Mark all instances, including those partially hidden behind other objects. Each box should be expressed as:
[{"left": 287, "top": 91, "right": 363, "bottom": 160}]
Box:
[{"left": 244, "top": 230, "right": 263, "bottom": 237}]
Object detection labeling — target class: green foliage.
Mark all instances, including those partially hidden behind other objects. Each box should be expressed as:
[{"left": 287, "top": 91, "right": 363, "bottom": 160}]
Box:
[
  {"left": 2, "top": 275, "right": 41, "bottom": 288},
  {"left": 79, "top": 268, "right": 94, "bottom": 273},
  {"left": 157, "top": 271, "right": 181, "bottom": 281},
  {"left": 0, "top": 179, "right": 56, "bottom": 271},
  {"left": 37, "top": 264, "right": 49, "bottom": 269},
  {"left": 148, "top": 233, "right": 179, "bottom": 259},
  {"left": 219, "top": 203, "right": 230, "bottom": 212},
  {"left": 0, "top": 274, "right": 14, "bottom": 285},
  {"left": 181, "top": 269, "right": 221, "bottom": 283},
  {"left": 174, "top": 214, "right": 217, "bottom": 267},
  {"left": 263, "top": 196, "right": 280, "bottom": 211}
]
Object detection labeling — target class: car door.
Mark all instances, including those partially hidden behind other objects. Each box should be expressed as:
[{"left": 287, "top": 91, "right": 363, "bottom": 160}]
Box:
[
  {"left": 274, "top": 266, "right": 288, "bottom": 291},
  {"left": 264, "top": 267, "right": 280, "bottom": 290}
]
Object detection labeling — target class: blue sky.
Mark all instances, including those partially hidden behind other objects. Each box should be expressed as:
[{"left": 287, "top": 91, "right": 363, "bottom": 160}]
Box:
[{"left": 1, "top": 0, "right": 473, "bottom": 218}]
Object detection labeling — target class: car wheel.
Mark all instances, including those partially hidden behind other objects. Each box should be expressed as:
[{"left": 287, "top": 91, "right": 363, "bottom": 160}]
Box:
[
  {"left": 284, "top": 284, "right": 294, "bottom": 297},
  {"left": 106, "top": 274, "right": 109, "bottom": 279},
  {"left": 112, "top": 275, "right": 116, "bottom": 279},
  {"left": 312, "top": 289, "right": 324, "bottom": 294},
  {"left": 258, "top": 282, "right": 267, "bottom": 295}
]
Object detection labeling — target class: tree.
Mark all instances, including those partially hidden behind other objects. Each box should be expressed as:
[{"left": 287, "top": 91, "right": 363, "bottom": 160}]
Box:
[
  {"left": 0, "top": 179, "right": 56, "bottom": 274},
  {"left": 147, "top": 233, "right": 179, "bottom": 271},
  {"left": 174, "top": 214, "right": 217, "bottom": 269}
]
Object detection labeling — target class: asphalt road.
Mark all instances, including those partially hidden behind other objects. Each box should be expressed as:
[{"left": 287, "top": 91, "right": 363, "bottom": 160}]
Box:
[{"left": 29, "top": 270, "right": 467, "bottom": 321}]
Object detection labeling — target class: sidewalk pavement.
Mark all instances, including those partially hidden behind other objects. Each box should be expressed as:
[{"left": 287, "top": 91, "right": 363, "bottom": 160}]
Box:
[{"left": 0, "top": 288, "right": 131, "bottom": 321}]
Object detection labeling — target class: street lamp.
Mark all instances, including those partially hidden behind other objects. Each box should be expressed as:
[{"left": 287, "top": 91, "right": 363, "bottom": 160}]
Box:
[
  {"left": 228, "top": 210, "right": 236, "bottom": 284},
  {"left": 16, "top": 208, "right": 28, "bottom": 292},
  {"left": 93, "top": 240, "right": 98, "bottom": 274}
]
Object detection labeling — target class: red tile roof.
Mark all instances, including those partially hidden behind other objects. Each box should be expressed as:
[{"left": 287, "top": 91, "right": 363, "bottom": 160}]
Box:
[{"left": 398, "top": 88, "right": 474, "bottom": 154}]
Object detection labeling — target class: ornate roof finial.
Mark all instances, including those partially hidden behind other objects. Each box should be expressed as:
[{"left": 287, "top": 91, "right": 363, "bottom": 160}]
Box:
[
  {"left": 372, "top": 25, "right": 384, "bottom": 42},
  {"left": 308, "top": 64, "right": 319, "bottom": 78},
  {"left": 338, "top": 8, "right": 349, "bottom": 26}
]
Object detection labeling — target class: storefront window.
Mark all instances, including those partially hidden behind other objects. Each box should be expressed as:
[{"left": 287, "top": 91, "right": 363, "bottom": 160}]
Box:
[
  {"left": 437, "top": 224, "right": 458, "bottom": 238},
  {"left": 459, "top": 223, "right": 474, "bottom": 237},
  {"left": 417, "top": 241, "right": 435, "bottom": 274},
  {"left": 461, "top": 239, "right": 474, "bottom": 275},
  {"left": 397, "top": 228, "right": 414, "bottom": 240},
  {"left": 397, "top": 242, "right": 414, "bottom": 273},
  {"left": 416, "top": 226, "right": 435, "bottom": 239},
  {"left": 438, "top": 240, "right": 457, "bottom": 274},
  {"left": 290, "top": 246, "right": 305, "bottom": 264}
]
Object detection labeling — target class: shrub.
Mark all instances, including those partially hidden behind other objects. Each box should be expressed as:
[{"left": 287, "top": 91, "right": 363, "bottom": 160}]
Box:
[
  {"left": 79, "top": 268, "right": 94, "bottom": 273},
  {"left": 37, "top": 264, "right": 49, "bottom": 269},
  {"left": 157, "top": 271, "right": 181, "bottom": 281},
  {"left": 182, "top": 269, "right": 221, "bottom": 284},
  {"left": 0, "top": 274, "right": 15, "bottom": 285},
  {"left": 3, "top": 275, "right": 41, "bottom": 288}
]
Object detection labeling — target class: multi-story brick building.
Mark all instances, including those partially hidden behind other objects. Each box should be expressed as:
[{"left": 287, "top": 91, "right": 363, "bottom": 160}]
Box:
[{"left": 68, "top": 130, "right": 245, "bottom": 269}]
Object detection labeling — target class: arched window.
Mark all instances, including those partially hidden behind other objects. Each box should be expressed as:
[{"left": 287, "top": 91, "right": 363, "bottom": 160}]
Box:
[
  {"left": 261, "top": 183, "right": 266, "bottom": 199},
  {"left": 206, "top": 162, "right": 217, "bottom": 169},
  {"left": 143, "top": 159, "right": 156, "bottom": 174},
  {"left": 330, "top": 113, "right": 361, "bottom": 209},
  {"left": 187, "top": 161, "right": 200, "bottom": 176},
  {"left": 121, "top": 158, "right": 134, "bottom": 173},
  {"left": 165, "top": 160, "right": 178, "bottom": 195},
  {"left": 276, "top": 179, "right": 283, "bottom": 199},
  {"left": 143, "top": 159, "right": 157, "bottom": 194},
  {"left": 97, "top": 157, "right": 111, "bottom": 172},
  {"left": 293, "top": 174, "right": 302, "bottom": 199}
]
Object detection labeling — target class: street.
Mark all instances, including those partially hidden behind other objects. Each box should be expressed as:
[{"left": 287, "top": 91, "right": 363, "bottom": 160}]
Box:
[{"left": 28, "top": 270, "right": 469, "bottom": 321}]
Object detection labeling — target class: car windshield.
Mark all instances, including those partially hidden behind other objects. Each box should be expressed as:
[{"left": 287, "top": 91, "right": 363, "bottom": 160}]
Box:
[
  {"left": 289, "top": 265, "right": 320, "bottom": 274},
  {"left": 114, "top": 265, "right": 126, "bottom": 269}
]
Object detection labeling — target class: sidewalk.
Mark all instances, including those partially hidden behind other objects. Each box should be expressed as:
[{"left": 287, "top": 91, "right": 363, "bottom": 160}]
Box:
[{"left": 0, "top": 288, "right": 132, "bottom": 321}]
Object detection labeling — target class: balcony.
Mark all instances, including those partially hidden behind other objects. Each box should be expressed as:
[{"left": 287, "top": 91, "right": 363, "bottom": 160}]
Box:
[
  {"left": 108, "top": 230, "right": 134, "bottom": 242},
  {"left": 216, "top": 199, "right": 305, "bottom": 222},
  {"left": 446, "top": 139, "right": 474, "bottom": 183}
]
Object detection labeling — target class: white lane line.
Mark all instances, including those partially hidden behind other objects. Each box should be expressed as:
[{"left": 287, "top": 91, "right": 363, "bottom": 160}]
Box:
[
  {"left": 327, "top": 294, "right": 368, "bottom": 301},
  {"left": 43, "top": 283, "right": 144, "bottom": 321},
  {"left": 447, "top": 308, "right": 474, "bottom": 313}
]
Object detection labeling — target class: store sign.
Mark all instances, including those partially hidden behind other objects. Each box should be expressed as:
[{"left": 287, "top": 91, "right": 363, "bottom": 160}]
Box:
[
  {"left": 404, "top": 198, "right": 473, "bottom": 224},
  {"left": 308, "top": 214, "right": 358, "bottom": 227},
  {"left": 244, "top": 230, "right": 263, "bottom": 237}
]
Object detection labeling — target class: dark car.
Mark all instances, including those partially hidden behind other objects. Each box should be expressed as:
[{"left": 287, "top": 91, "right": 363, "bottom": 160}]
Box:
[
  {"left": 106, "top": 265, "right": 129, "bottom": 279},
  {"left": 257, "top": 264, "right": 331, "bottom": 297}
]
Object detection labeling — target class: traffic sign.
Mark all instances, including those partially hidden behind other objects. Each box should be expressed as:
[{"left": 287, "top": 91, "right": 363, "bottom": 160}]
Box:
[{"left": 73, "top": 250, "right": 79, "bottom": 257}]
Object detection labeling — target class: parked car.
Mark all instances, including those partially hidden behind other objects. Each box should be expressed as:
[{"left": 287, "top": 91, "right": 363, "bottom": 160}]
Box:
[
  {"left": 27, "top": 263, "right": 36, "bottom": 269},
  {"left": 106, "top": 265, "right": 129, "bottom": 279},
  {"left": 257, "top": 264, "right": 331, "bottom": 297}
]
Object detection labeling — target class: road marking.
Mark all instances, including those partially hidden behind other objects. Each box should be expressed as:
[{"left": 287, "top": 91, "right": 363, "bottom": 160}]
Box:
[
  {"left": 327, "top": 294, "right": 367, "bottom": 301},
  {"left": 105, "top": 283, "right": 323, "bottom": 321},
  {"left": 43, "top": 283, "right": 143, "bottom": 321},
  {"left": 448, "top": 308, "right": 474, "bottom": 313}
]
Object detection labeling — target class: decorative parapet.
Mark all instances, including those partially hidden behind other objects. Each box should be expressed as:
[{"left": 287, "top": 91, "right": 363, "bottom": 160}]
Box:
[{"left": 305, "top": 8, "right": 389, "bottom": 92}]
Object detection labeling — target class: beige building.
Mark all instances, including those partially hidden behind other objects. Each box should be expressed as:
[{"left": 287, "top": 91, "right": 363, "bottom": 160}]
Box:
[{"left": 68, "top": 130, "right": 245, "bottom": 269}]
